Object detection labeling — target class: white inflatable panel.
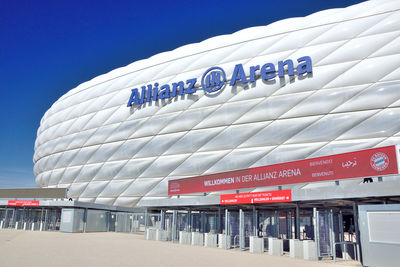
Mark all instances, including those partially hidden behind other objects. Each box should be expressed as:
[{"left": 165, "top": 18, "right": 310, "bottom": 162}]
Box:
[{"left": 34, "top": 1, "right": 400, "bottom": 206}]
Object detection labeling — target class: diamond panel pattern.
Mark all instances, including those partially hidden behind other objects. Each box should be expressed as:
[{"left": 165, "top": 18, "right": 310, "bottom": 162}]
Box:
[{"left": 34, "top": 0, "right": 400, "bottom": 207}]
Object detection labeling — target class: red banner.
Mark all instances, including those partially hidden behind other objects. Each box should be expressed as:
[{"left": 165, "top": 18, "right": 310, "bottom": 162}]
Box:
[
  {"left": 169, "top": 145, "right": 399, "bottom": 195},
  {"left": 7, "top": 200, "right": 40, "bottom": 207},
  {"left": 220, "top": 190, "right": 291, "bottom": 205}
]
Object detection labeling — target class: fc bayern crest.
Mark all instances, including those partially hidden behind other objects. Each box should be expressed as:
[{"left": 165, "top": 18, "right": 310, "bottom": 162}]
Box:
[{"left": 370, "top": 152, "right": 390, "bottom": 171}]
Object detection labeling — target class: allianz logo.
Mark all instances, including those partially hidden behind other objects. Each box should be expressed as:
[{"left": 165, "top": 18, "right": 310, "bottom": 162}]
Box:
[{"left": 127, "top": 56, "right": 312, "bottom": 107}]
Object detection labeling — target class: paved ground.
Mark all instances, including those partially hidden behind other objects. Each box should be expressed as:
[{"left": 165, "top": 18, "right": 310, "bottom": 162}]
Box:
[{"left": 0, "top": 229, "right": 361, "bottom": 267}]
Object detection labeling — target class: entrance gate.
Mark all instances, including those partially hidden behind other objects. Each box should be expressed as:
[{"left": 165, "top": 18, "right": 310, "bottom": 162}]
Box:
[
  {"left": 238, "top": 209, "right": 254, "bottom": 250},
  {"left": 313, "top": 208, "right": 358, "bottom": 260},
  {"left": 314, "top": 209, "right": 335, "bottom": 258}
]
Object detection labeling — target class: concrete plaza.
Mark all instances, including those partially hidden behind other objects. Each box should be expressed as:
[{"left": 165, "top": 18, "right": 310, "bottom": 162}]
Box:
[{"left": 0, "top": 229, "right": 361, "bottom": 267}]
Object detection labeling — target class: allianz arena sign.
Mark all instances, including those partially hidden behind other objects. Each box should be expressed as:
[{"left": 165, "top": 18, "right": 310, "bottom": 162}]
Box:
[
  {"left": 168, "top": 145, "right": 400, "bottom": 195},
  {"left": 127, "top": 56, "right": 312, "bottom": 107}
]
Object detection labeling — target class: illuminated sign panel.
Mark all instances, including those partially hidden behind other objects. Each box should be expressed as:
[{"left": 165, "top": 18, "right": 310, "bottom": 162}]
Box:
[
  {"left": 7, "top": 200, "right": 40, "bottom": 207},
  {"left": 168, "top": 145, "right": 399, "bottom": 195},
  {"left": 220, "top": 190, "right": 292, "bottom": 205}
]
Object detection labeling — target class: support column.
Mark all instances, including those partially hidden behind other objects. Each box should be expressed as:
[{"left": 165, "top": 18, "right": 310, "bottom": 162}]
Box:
[
  {"left": 252, "top": 206, "right": 257, "bottom": 237},
  {"left": 353, "top": 202, "right": 361, "bottom": 262},
  {"left": 4, "top": 209, "right": 9, "bottom": 228},
  {"left": 83, "top": 208, "right": 88, "bottom": 233},
  {"left": 274, "top": 210, "right": 279, "bottom": 238},
  {"left": 172, "top": 210, "right": 178, "bottom": 242},
  {"left": 15, "top": 209, "right": 19, "bottom": 229},
  {"left": 160, "top": 210, "right": 165, "bottom": 231},
  {"left": 108, "top": 212, "right": 113, "bottom": 232},
  {"left": 186, "top": 210, "right": 192, "bottom": 232},
  {"left": 12, "top": 208, "right": 17, "bottom": 229},
  {"left": 225, "top": 209, "right": 229, "bottom": 249},
  {"left": 329, "top": 209, "right": 335, "bottom": 257},
  {"left": 200, "top": 212, "right": 205, "bottom": 233},
  {"left": 217, "top": 207, "right": 221, "bottom": 233},
  {"left": 288, "top": 211, "right": 292, "bottom": 239},
  {"left": 313, "top": 207, "right": 320, "bottom": 260},
  {"left": 22, "top": 208, "right": 26, "bottom": 230},
  {"left": 239, "top": 209, "right": 244, "bottom": 250},
  {"left": 295, "top": 204, "right": 300, "bottom": 239},
  {"left": 40, "top": 208, "right": 44, "bottom": 231},
  {"left": 44, "top": 209, "right": 48, "bottom": 231},
  {"left": 339, "top": 210, "right": 344, "bottom": 256},
  {"left": 224, "top": 209, "right": 229, "bottom": 234},
  {"left": 144, "top": 209, "right": 148, "bottom": 231}
]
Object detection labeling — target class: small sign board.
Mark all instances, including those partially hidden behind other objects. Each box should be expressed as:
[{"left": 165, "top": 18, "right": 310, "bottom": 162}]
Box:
[
  {"left": 7, "top": 200, "right": 40, "bottom": 207},
  {"left": 220, "top": 189, "right": 291, "bottom": 205}
]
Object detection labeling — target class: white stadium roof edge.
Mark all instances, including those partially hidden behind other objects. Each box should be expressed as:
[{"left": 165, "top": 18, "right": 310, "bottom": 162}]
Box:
[{"left": 34, "top": 0, "right": 400, "bottom": 207}]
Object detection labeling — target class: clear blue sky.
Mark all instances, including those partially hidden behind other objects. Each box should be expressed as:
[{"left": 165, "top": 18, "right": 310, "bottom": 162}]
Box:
[{"left": 0, "top": 0, "right": 365, "bottom": 188}]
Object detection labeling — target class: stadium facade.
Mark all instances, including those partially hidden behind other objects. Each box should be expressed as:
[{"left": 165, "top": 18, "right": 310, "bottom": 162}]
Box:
[
  {"left": 34, "top": 0, "right": 400, "bottom": 208},
  {"left": 27, "top": 1, "right": 400, "bottom": 264}
]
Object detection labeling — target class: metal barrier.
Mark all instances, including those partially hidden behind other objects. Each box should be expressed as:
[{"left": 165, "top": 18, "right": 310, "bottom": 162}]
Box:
[
  {"left": 262, "top": 237, "right": 269, "bottom": 251},
  {"left": 333, "top": 241, "right": 358, "bottom": 263},
  {"left": 233, "top": 234, "right": 240, "bottom": 248},
  {"left": 0, "top": 207, "right": 61, "bottom": 231}
]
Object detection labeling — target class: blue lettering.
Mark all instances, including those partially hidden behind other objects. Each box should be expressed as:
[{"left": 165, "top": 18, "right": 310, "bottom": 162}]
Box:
[
  {"left": 146, "top": 84, "right": 152, "bottom": 102},
  {"left": 152, "top": 83, "right": 159, "bottom": 101},
  {"left": 140, "top": 86, "right": 146, "bottom": 104},
  {"left": 127, "top": 56, "right": 312, "bottom": 107},
  {"left": 261, "top": 63, "right": 276, "bottom": 80},
  {"left": 185, "top": 78, "right": 197, "bottom": 94},
  {"left": 296, "top": 56, "right": 312, "bottom": 75},
  {"left": 230, "top": 64, "right": 248, "bottom": 86},
  {"left": 172, "top": 81, "right": 185, "bottom": 97},
  {"left": 127, "top": 88, "right": 140, "bottom": 106},
  {"left": 158, "top": 84, "right": 170, "bottom": 99},
  {"left": 249, "top": 65, "right": 260, "bottom": 83},
  {"left": 278, "top": 59, "right": 294, "bottom": 78}
]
